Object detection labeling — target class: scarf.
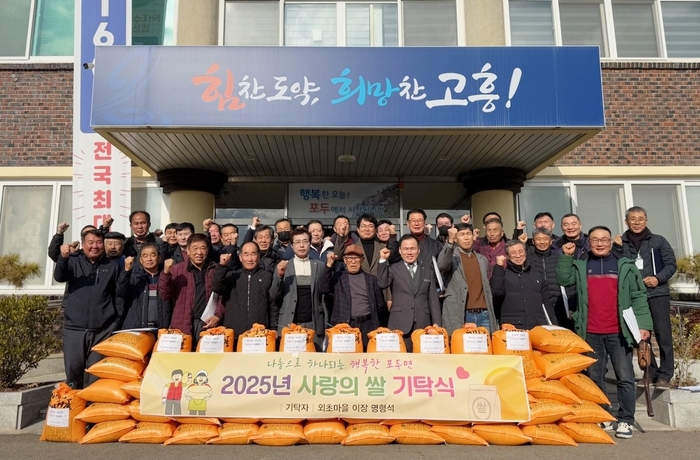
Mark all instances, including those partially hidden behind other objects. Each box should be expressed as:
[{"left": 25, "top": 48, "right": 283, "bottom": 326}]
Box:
[{"left": 627, "top": 227, "right": 650, "bottom": 252}]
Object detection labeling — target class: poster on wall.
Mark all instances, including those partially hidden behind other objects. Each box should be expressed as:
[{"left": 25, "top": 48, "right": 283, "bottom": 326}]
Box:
[
  {"left": 288, "top": 183, "right": 399, "bottom": 220},
  {"left": 73, "top": 0, "right": 131, "bottom": 234}
]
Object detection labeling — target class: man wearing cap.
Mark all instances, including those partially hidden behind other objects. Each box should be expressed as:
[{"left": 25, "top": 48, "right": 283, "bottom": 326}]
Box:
[
  {"left": 104, "top": 231, "right": 126, "bottom": 265},
  {"left": 322, "top": 244, "right": 386, "bottom": 348}
]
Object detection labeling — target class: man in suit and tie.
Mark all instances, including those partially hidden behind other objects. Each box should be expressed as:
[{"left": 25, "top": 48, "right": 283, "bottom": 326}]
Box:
[
  {"left": 323, "top": 244, "right": 386, "bottom": 349},
  {"left": 377, "top": 234, "right": 441, "bottom": 352},
  {"left": 270, "top": 227, "right": 334, "bottom": 351}
]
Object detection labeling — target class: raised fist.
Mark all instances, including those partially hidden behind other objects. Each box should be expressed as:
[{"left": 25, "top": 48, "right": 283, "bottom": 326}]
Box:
[
  {"left": 277, "top": 260, "right": 288, "bottom": 278},
  {"left": 518, "top": 232, "right": 528, "bottom": 244},
  {"left": 57, "top": 222, "right": 69, "bottom": 235},
  {"left": 496, "top": 255, "right": 507, "bottom": 267},
  {"left": 153, "top": 228, "right": 163, "bottom": 238},
  {"left": 326, "top": 253, "right": 337, "bottom": 268},
  {"left": 379, "top": 248, "right": 391, "bottom": 260},
  {"left": 219, "top": 254, "right": 231, "bottom": 266},
  {"left": 69, "top": 241, "right": 80, "bottom": 254},
  {"left": 613, "top": 235, "right": 622, "bottom": 246},
  {"left": 251, "top": 217, "right": 260, "bottom": 228},
  {"left": 203, "top": 218, "right": 214, "bottom": 232},
  {"left": 163, "top": 259, "right": 174, "bottom": 274},
  {"left": 103, "top": 217, "right": 114, "bottom": 229},
  {"left": 460, "top": 214, "right": 471, "bottom": 224},
  {"left": 517, "top": 220, "right": 526, "bottom": 230},
  {"left": 473, "top": 228, "right": 480, "bottom": 238},
  {"left": 425, "top": 224, "right": 433, "bottom": 234},
  {"left": 124, "top": 256, "right": 134, "bottom": 272},
  {"left": 562, "top": 242, "right": 576, "bottom": 256},
  {"left": 60, "top": 244, "right": 70, "bottom": 258},
  {"left": 447, "top": 226, "right": 458, "bottom": 243},
  {"left": 389, "top": 225, "right": 397, "bottom": 236}
]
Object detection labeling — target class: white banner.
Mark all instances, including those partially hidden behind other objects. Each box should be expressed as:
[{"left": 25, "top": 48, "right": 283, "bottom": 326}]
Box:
[
  {"left": 73, "top": 0, "right": 131, "bottom": 234},
  {"left": 288, "top": 183, "right": 399, "bottom": 220}
]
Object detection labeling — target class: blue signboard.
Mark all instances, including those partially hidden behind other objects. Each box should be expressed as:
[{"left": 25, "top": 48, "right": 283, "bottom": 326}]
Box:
[
  {"left": 91, "top": 46, "right": 604, "bottom": 129},
  {"left": 79, "top": 0, "right": 128, "bottom": 133}
]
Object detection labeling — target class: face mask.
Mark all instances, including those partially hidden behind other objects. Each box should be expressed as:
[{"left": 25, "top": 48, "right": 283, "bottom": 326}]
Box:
[
  {"left": 438, "top": 225, "right": 450, "bottom": 236},
  {"left": 277, "top": 231, "right": 290, "bottom": 242}
]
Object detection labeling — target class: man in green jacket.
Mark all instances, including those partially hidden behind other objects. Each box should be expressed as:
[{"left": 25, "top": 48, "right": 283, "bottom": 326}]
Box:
[{"left": 557, "top": 225, "right": 652, "bottom": 440}]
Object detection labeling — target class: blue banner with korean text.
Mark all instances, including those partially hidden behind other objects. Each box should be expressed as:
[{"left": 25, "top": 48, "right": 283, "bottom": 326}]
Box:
[{"left": 91, "top": 46, "right": 604, "bottom": 129}]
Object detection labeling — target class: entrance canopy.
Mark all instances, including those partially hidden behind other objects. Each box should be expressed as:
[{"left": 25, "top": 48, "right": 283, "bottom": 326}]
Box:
[{"left": 91, "top": 46, "right": 604, "bottom": 181}]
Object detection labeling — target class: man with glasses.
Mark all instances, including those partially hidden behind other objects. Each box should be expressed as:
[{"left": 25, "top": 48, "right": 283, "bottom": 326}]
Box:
[
  {"left": 324, "top": 244, "right": 386, "bottom": 348},
  {"left": 614, "top": 206, "right": 677, "bottom": 390},
  {"left": 558, "top": 226, "right": 652, "bottom": 439},
  {"left": 270, "top": 227, "right": 334, "bottom": 350}
]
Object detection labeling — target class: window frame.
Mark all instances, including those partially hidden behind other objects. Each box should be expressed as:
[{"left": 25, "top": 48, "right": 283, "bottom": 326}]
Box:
[
  {"left": 504, "top": 0, "right": 700, "bottom": 62},
  {"left": 519, "top": 177, "right": 697, "bottom": 255}
]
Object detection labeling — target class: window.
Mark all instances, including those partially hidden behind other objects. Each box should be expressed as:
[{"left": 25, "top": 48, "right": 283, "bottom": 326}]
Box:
[
  {"left": 132, "top": 0, "right": 176, "bottom": 46},
  {"left": 517, "top": 185, "right": 572, "bottom": 232},
  {"left": 225, "top": 0, "right": 456, "bottom": 46},
  {"left": 0, "top": 0, "right": 73, "bottom": 59},
  {"left": 685, "top": 186, "right": 700, "bottom": 253},
  {"left": 612, "top": 1, "right": 659, "bottom": 57},
  {"left": 662, "top": 1, "right": 700, "bottom": 57},
  {"left": 631, "top": 184, "right": 684, "bottom": 256},
  {"left": 573, "top": 184, "right": 625, "bottom": 236},
  {"left": 225, "top": 1, "right": 280, "bottom": 45},
  {"left": 507, "top": 0, "right": 700, "bottom": 59},
  {"left": 132, "top": 186, "right": 166, "bottom": 231}
]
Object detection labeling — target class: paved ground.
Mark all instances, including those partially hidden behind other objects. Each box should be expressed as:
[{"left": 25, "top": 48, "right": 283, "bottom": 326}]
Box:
[{"left": 1, "top": 430, "right": 699, "bottom": 460}]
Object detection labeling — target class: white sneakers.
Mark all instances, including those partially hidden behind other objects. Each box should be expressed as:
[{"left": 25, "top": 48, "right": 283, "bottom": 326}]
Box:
[{"left": 615, "top": 422, "right": 634, "bottom": 439}]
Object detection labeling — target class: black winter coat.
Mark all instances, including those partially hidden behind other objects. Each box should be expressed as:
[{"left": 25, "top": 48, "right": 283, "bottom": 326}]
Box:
[
  {"left": 614, "top": 229, "right": 676, "bottom": 298},
  {"left": 212, "top": 264, "right": 273, "bottom": 338},
  {"left": 119, "top": 266, "right": 172, "bottom": 329},
  {"left": 490, "top": 262, "right": 557, "bottom": 330}
]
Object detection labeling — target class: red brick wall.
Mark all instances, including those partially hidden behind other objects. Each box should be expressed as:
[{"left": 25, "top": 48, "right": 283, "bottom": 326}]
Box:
[
  {"left": 0, "top": 64, "right": 73, "bottom": 167},
  {"left": 556, "top": 62, "right": 700, "bottom": 166},
  {"left": 2, "top": 62, "right": 699, "bottom": 169}
]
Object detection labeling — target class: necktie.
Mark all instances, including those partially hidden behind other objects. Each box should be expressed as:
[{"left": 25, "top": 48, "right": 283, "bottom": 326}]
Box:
[{"left": 409, "top": 264, "right": 416, "bottom": 278}]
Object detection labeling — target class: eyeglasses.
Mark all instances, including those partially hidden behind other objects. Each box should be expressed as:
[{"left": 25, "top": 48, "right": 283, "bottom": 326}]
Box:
[
  {"left": 590, "top": 238, "right": 611, "bottom": 244},
  {"left": 344, "top": 255, "right": 363, "bottom": 262},
  {"left": 408, "top": 219, "right": 425, "bottom": 224},
  {"left": 292, "top": 240, "right": 310, "bottom": 246},
  {"left": 626, "top": 218, "right": 646, "bottom": 224}
]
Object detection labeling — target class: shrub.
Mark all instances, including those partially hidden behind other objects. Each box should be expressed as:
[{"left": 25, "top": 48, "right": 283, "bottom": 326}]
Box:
[
  {"left": 0, "top": 294, "right": 60, "bottom": 388},
  {"left": 671, "top": 312, "right": 700, "bottom": 388}
]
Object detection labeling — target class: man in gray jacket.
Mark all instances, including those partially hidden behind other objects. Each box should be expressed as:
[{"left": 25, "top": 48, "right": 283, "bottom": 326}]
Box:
[
  {"left": 270, "top": 227, "right": 334, "bottom": 350},
  {"left": 437, "top": 223, "right": 497, "bottom": 334}
]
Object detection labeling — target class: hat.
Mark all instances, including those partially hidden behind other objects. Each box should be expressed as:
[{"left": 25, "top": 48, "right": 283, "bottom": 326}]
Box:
[
  {"left": 103, "top": 231, "right": 126, "bottom": 241},
  {"left": 344, "top": 244, "right": 364, "bottom": 257}
]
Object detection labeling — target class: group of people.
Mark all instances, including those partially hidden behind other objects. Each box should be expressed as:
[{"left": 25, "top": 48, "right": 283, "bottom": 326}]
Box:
[{"left": 51, "top": 205, "right": 677, "bottom": 439}]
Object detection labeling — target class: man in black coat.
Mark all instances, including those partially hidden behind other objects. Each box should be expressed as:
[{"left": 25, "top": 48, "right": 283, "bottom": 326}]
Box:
[
  {"left": 54, "top": 229, "right": 126, "bottom": 389},
  {"left": 212, "top": 241, "right": 273, "bottom": 348},
  {"left": 322, "top": 244, "right": 386, "bottom": 349},
  {"left": 490, "top": 240, "right": 556, "bottom": 329},
  {"left": 614, "top": 206, "right": 677, "bottom": 389},
  {"left": 123, "top": 210, "right": 170, "bottom": 260}
]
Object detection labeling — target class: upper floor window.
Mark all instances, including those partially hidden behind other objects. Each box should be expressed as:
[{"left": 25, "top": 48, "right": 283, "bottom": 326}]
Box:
[
  {"left": 0, "top": 0, "right": 74, "bottom": 59},
  {"left": 507, "top": 0, "right": 700, "bottom": 59},
  {"left": 224, "top": 0, "right": 457, "bottom": 46}
]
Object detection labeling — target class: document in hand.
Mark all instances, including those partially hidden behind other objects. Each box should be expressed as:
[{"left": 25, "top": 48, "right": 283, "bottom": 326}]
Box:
[
  {"left": 201, "top": 292, "right": 218, "bottom": 321},
  {"left": 432, "top": 256, "right": 445, "bottom": 293},
  {"left": 622, "top": 308, "right": 642, "bottom": 343}
]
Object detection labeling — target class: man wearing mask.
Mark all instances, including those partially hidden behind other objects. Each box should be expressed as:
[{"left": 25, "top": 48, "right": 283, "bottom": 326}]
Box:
[
  {"left": 54, "top": 229, "right": 125, "bottom": 389},
  {"left": 324, "top": 244, "right": 386, "bottom": 348},
  {"left": 270, "top": 227, "right": 333, "bottom": 350},
  {"left": 273, "top": 218, "right": 293, "bottom": 258},
  {"left": 558, "top": 226, "right": 652, "bottom": 439},
  {"left": 437, "top": 223, "right": 497, "bottom": 334},
  {"left": 159, "top": 233, "right": 224, "bottom": 346},
  {"left": 213, "top": 242, "right": 273, "bottom": 348},
  {"left": 377, "top": 235, "right": 441, "bottom": 352},
  {"left": 435, "top": 213, "right": 454, "bottom": 245},
  {"left": 613, "top": 206, "right": 676, "bottom": 389},
  {"left": 124, "top": 210, "right": 169, "bottom": 260}
]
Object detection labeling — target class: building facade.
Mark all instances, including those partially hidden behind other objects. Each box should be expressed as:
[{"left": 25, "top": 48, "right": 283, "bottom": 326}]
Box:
[{"left": 0, "top": 0, "right": 698, "bottom": 294}]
